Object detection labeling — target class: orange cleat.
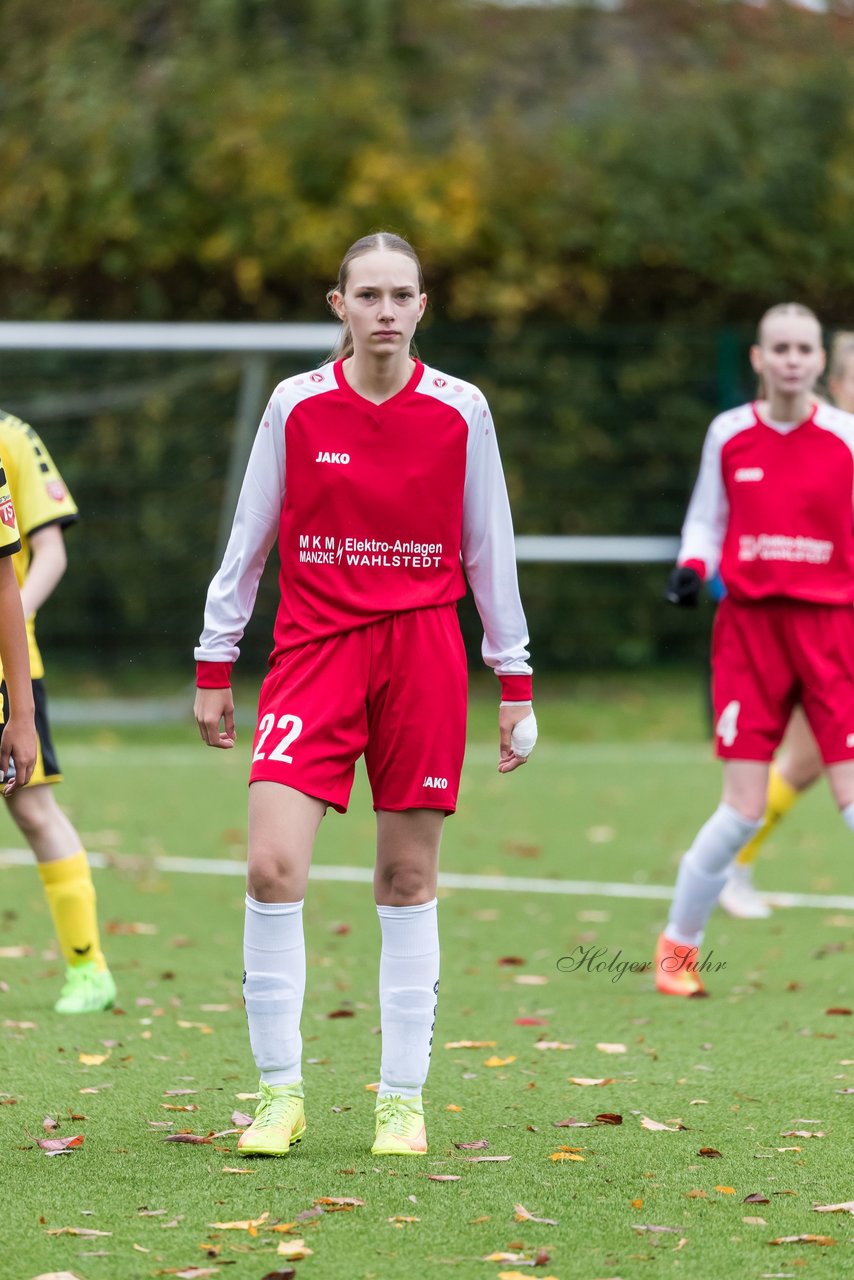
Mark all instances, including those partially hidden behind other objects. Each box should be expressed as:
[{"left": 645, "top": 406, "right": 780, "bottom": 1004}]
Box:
[{"left": 654, "top": 932, "right": 708, "bottom": 997}]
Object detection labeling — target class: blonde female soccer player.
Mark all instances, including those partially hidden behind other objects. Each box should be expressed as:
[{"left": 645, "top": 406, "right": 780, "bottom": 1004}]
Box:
[
  {"left": 661, "top": 304, "right": 854, "bottom": 995},
  {"left": 195, "top": 233, "right": 537, "bottom": 1154},
  {"left": 718, "top": 330, "right": 854, "bottom": 918},
  {"left": 0, "top": 411, "right": 115, "bottom": 1013}
]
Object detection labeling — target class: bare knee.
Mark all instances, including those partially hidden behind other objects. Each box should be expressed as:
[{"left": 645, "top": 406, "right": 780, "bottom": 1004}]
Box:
[
  {"left": 374, "top": 862, "right": 435, "bottom": 906},
  {"left": 247, "top": 845, "right": 309, "bottom": 902},
  {"left": 6, "top": 787, "right": 55, "bottom": 842}
]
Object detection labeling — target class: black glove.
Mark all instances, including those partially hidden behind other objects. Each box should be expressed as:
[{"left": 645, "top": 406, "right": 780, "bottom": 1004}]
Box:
[{"left": 664, "top": 565, "right": 702, "bottom": 607}]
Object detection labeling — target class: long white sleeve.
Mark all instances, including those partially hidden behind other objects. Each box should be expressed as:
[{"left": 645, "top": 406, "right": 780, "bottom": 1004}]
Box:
[
  {"left": 195, "top": 398, "right": 285, "bottom": 665},
  {"left": 678, "top": 413, "right": 735, "bottom": 577},
  {"left": 461, "top": 402, "right": 532, "bottom": 678}
]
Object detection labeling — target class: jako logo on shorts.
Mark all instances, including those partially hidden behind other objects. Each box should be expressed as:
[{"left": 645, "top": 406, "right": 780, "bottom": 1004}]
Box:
[
  {"left": 423, "top": 776, "right": 448, "bottom": 789},
  {"left": 315, "top": 451, "right": 350, "bottom": 464}
]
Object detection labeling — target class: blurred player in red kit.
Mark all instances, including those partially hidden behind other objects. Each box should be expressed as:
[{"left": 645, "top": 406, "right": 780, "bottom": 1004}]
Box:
[
  {"left": 718, "top": 329, "right": 854, "bottom": 917},
  {"left": 661, "top": 304, "right": 854, "bottom": 994}
]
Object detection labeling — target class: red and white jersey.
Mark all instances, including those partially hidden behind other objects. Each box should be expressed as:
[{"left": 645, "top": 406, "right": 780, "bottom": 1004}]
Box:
[
  {"left": 196, "top": 359, "right": 532, "bottom": 696},
  {"left": 678, "top": 400, "right": 854, "bottom": 603}
]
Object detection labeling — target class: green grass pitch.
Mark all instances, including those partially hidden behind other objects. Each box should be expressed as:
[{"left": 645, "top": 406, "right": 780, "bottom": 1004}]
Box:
[{"left": 1, "top": 673, "right": 852, "bottom": 1280}]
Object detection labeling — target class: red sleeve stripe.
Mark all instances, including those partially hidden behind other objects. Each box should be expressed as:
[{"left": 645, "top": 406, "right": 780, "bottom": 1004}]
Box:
[
  {"left": 499, "top": 673, "right": 533, "bottom": 702},
  {"left": 196, "top": 660, "right": 233, "bottom": 689}
]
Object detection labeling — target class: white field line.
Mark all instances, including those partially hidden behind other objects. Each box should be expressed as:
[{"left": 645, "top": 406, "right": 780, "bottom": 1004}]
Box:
[
  {"left": 1, "top": 847, "right": 852, "bottom": 911},
  {"left": 54, "top": 742, "right": 715, "bottom": 768}
]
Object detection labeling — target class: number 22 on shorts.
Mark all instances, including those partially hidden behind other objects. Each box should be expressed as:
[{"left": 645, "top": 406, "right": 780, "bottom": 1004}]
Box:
[
  {"left": 716, "top": 700, "right": 741, "bottom": 748},
  {"left": 252, "top": 713, "right": 304, "bottom": 763}
]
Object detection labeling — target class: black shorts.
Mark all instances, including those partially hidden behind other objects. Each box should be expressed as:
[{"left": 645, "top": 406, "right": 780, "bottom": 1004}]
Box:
[{"left": 0, "top": 678, "right": 62, "bottom": 787}]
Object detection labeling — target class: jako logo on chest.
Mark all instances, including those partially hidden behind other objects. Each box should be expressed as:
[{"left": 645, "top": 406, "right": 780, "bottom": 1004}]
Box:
[{"left": 315, "top": 451, "right": 350, "bottom": 465}]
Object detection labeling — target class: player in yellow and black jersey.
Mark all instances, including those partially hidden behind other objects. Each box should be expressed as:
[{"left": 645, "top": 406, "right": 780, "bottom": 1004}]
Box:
[{"left": 0, "top": 411, "right": 115, "bottom": 1013}]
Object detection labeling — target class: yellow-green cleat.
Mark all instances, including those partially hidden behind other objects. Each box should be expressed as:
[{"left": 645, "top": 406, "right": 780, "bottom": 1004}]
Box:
[
  {"left": 371, "top": 1094, "right": 427, "bottom": 1156},
  {"left": 237, "top": 1081, "right": 306, "bottom": 1156},
  {"left": 54, "top": 962, "right": 117, "bottom": 1014}
]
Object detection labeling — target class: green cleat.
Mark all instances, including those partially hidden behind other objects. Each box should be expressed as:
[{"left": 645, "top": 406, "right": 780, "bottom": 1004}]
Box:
[
  {"left": 237, "top": 1081, "right": 306, "bottom": 1156},
  {"left": 54, "top": 962, "right": 117, "bottom": 1014},
  {"left": 371, "top": 1094, "right": 427, "bottom": 1156}
]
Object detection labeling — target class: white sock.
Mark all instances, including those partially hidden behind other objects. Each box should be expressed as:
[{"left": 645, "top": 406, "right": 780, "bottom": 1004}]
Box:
[
  {"left": 666, "top": 804, "right": 762, "bottom": 946},
  {"left": 243, "top": 895, "right": 305, "bottom": 1087},
  {"left": 377, "top": 898, "right": 439, "bottom": 1099},
  {"left": 841, "top": 803, "right": 854, "bottom": 834}
]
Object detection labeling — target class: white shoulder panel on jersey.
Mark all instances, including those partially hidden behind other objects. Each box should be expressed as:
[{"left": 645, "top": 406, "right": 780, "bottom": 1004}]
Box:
[
  {"left": 678, "top": 402, "right": 757, "bottom": 578},
  {"left": 707, "top": 402, "right": 757, "bottom": 445},
  {"left": 814, "top": 401, "right": 854, "bottom": 452},
  {"left": 416, "top": 363, "right": 532, "bottom": 681},
  {"left": 269, "top": 362, "right": 338, "bottom": 417}
]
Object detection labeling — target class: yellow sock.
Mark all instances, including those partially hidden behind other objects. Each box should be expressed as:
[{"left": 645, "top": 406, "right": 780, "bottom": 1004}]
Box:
[
  {"left": 735, "top": 765, "right": 800, "bottom": 866},
  {"left": 37, "top": 850, "right": 107, "bottom": 970}
]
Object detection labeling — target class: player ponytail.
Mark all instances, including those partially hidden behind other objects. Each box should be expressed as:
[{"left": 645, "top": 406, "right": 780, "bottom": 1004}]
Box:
[{"left": 325, "top": 232, "right": 425, "bottom": 363}]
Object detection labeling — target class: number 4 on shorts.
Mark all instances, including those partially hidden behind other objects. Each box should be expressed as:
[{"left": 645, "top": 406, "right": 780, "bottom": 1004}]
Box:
[
  {"left": 716, "top": 700, "right": 741, "bottom": 749},
  {"left": 253, "top": 713, "right": 304, "bottom": 763}
]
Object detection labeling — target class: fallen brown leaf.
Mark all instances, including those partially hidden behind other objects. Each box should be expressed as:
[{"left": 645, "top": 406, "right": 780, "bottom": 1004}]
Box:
[
  {"left": 514, "top": 1204, "right": 558, "bottom": 1225},
  {"left": 207, "top": 1212, "right": 269, "bottom": 1230},
  {"left": 769, "top": 1234, "right": 836, "bottom": 1246},
  {"left": 444, "top": 1040, "right": 496, "bottom": 1049},
  {"left": 813, "top": 1201, "right": 854, "bottom": 1214},
  {"left": 161, "top": 1134, "right": 212, "bottom": 1144},
  {"left": 640, "top": 1116, "right": 686, "bottom": 1132},
  {"left": 568, "top": 1078, "right": 615, "bottom": 1087},
  {"left": 314, "top": 1197, "right": 365, "bottom": 1209},
  {"left": 45, "top": 1227, "right": 112, "bottom": 1238},
  {"left": 743, "top": 1193, "right": 771, "bottom": 1204},
  {"left": 454, "top": 1139, "right": 489, "bottom": 1150},
  {"left": 427, "top": 1174, "right": 461, "bottom": 1181},
  {"left": 35, "top": 1135, "right": 84, "bottom": 1154},
  {"left": 698, "top": 1147, "right": 723, "bottom": 1157},
  {"left": 276, "top": 1239, "right": 313, "bottom": 1259}
]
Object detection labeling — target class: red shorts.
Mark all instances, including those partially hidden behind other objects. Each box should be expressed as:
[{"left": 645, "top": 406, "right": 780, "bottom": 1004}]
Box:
[
  {"left": 711, "top": 597, "right": 854, "bottom": 763},
  {"left": 249, "top": 605, "right": 469, "bottom": 813}
]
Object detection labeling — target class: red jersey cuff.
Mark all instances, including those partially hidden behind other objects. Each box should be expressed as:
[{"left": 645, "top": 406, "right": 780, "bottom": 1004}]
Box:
[
  {"left": 499, "top": 673, "right": 533, "bottom": 702},
  {"left": 679, "top": 558, "right": 707, "bottom": 581},
  {"left": 196, "top": 660, "right": 233, "bottom": 689}
]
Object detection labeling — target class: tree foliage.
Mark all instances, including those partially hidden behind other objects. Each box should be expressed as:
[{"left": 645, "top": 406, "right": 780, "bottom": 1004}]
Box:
[{"left": 3, "top": 0, "right": 854, "bottom": 324}]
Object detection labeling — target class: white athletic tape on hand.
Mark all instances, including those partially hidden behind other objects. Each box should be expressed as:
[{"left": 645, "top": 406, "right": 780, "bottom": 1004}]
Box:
[{"left": 509, "top": 710, "right": 538, "bottom": 759}]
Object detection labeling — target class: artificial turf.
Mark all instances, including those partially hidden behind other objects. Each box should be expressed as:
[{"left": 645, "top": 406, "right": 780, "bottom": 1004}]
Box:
[{"left": 1, "top": 673, "right": 852, "bottom": 1280}]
